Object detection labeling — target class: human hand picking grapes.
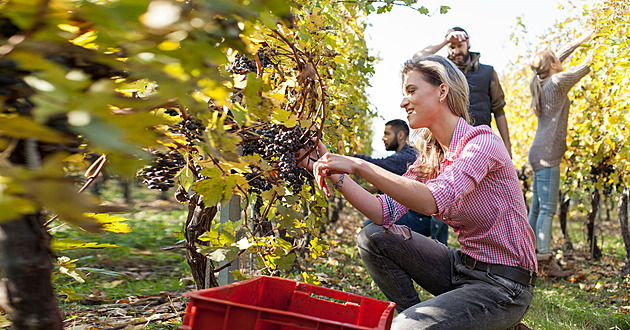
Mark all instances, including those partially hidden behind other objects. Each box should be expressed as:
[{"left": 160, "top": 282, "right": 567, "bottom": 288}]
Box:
[{"left": 297, "top": 139, "right": 334, "bottom": 196}]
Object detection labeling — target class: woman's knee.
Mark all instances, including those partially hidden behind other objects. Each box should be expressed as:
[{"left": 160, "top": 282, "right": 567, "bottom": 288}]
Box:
[{"left": 356, "top": 223, "right": 382, "bottom": 248}]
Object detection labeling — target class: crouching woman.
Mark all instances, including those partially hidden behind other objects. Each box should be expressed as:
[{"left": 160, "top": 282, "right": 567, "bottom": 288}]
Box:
[{"left": 301, "top": 55, "right": 537, "bottom": 329}]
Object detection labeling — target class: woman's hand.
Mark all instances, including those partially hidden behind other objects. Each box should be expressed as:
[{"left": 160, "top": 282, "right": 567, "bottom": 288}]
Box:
[
  {"left": 312, "top": 152, "right": 360, "bottom": 197},
  {"left": 297, "top": 139, "right": 328, "bottom": 172},
  {"left": 579, "top": 29, "right": 595, "bottom": 44}
]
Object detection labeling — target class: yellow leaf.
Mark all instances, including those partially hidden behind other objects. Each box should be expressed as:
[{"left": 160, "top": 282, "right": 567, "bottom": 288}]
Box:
[
  {"left": 158, "top": 40, "right": 180, "bottom": 51},
  {"left": 301, "top": 272, "right": 321, "bottom": 285},
  {"left": 59, "top": 287, "right": 84, "bottom": 301},
  {"left": 70, "top": 31, "right": 98, "bottom": 47},
  {"left": 87, "top": 213, "right": 132, "bottom": 233},
  {"left": 101, "top": 280, "right": 124, "bottom": 289},
  {"left": 0, "top": 314, "right": 11, "bottom": 327},
  {"left": 52, "top": 238, "right": 118, "bottom": 251}
]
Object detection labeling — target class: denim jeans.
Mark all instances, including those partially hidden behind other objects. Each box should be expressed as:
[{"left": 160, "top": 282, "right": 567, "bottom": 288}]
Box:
[
  {"left": 528, "top": 166, "right": 560, "bottom": 255},
  {"left": 357, "top": 224, "right": 534, "bottom": 330},
  {"left": 364, "top": 210, "right": 448, "bottom": 245}
]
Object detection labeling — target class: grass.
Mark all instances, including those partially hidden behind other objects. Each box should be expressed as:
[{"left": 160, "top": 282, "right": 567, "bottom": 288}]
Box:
[
  {"left": 50, "top": 181, "right": 191, "bottom": 329},
  {"left": 528, "top": 280, "right": 630, "bottom": 329},
  {"left": 48, "top": 181, "right": 630, "bottom": 329}
]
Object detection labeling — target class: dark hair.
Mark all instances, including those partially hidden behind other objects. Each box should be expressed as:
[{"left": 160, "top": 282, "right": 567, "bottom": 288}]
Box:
[
  {"left": 445, "top": 26, "right": 468, "bottom": 38},
  {"left": 385, "top": 119, "right": 410, "bottom": 138}
]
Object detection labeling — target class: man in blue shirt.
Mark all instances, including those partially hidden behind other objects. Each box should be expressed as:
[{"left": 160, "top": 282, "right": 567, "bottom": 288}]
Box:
[
  {"left": 355, "top": 119, "right": 448, "bottom": 245},
  {"left": 354, "top": 119, "right": 417, "bottom": 176}
]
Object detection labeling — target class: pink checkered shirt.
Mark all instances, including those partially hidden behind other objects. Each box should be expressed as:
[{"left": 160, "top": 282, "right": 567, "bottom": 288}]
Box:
[{"left": 377, "top": 118, "right": 537, "bottom": 271}]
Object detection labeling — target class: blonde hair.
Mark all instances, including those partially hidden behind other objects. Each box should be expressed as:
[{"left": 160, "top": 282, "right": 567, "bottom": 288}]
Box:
[
  {"left": 402, "top": 55, "right": 470, "bottom": 180},
  {"left": 529, "top": 50, "right": 557, "bottom": 116}
]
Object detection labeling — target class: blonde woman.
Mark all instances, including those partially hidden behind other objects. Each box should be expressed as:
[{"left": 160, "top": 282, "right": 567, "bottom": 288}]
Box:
[
  {"left": 528, "top": 31, "right": 594, "bottom": 278},
  {"left": 301, "top": 55, "right": 536, "bottom": 329}
]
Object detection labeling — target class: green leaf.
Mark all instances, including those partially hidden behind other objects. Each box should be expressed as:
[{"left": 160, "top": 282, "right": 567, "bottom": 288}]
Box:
[
  {"left": 231, "top": 269, "right": 248, "bottom": 281},
  {"left": 440, "top": 6, "right": 450, "bottom": 14},
  {"left": 276, "top": 253, "right": 296, "bottom": 271},
  {"left": 271, "top": 109, "right": 297, "bottom": 127},
  {"left": 0, "top": 195, "right": 36, "bottom": 222},
  {"left": 78, "top": 267, "right": 131, "bottom": 279},
  {"left": 52, "top": 238, "right": 119, "bottom": 251},
  {"left": 59, "top": 287, "right": 85, "bottom": 302},
  {"left": 208, "top": 246, "right": 239, "bottom": 263},
  {"left": 232, "top": 102, "right": 248, "bottom": 127},
  {"left": 0, "top": 115, "right": 66, "bottom": 143},
  {"left": 376, "top": 4, "right": 393, "bottom": 14},
  {"left": 194, "top": 170, "right": 231, "bottom": 206},
  {"left": 72, "top": 115, "right": 141, "bottom": 154}
]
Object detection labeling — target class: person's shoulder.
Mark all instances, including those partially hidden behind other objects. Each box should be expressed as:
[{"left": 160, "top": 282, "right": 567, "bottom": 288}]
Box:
[
  {"left": 477, "top": 61, "right": 494, "bottom": 71},
  {"left": 463, "top": 125, "right": 508, "bottom": 157},
  {"left": 461, "top": 124, "right": 500, "bottom": 146},
  {"left": 400, "top": 144, "right": 418, "bottom": 154}
]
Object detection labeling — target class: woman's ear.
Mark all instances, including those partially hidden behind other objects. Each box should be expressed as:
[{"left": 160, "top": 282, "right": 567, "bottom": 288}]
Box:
[{"left": 439, "top": 84, "right": 449, "bottom": 103}]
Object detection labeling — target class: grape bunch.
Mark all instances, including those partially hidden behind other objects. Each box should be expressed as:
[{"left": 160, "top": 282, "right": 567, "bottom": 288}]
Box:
[
  {"left": 227, "top": 51, "right": 271, "bottom": 74},
  {"left": 164, "top": 110, "right": 206, "bottom": 146},
  {"left": 244, "top": 171, "right": 273, "bottom": 194},
  {"left": 163, "top": 107, "right": 179, "bottom": 116},
  {"left": 242, "top": 124, "right": 315, "bottom": 194},
  {"left": 141, "top": 150, "right": 186, "bottom": 191}
]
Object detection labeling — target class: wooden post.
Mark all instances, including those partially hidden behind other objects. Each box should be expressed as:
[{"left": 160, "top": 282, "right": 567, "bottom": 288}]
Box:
[{"left": 217, "top": 195, "right": 241, "bottom": 286}]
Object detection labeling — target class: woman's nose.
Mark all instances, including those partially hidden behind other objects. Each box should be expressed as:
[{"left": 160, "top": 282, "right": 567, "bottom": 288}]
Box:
[{"left": 400, "top": 98, "right": 408, "bottom": 108}]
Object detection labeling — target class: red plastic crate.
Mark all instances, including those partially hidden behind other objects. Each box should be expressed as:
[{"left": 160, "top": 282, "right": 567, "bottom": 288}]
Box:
[{"left": 181, "top": 276, "right": 395, "bottom": 330}]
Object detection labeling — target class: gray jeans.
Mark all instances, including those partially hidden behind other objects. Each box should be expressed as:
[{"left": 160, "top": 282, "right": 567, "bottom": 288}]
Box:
[{"left": 357, "top": 224, "right": 534, "bottom": 330}]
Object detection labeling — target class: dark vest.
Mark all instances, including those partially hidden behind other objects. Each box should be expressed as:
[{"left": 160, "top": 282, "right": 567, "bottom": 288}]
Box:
[{"left": 464, "top": 63, "right": 494, "bottom": 127}]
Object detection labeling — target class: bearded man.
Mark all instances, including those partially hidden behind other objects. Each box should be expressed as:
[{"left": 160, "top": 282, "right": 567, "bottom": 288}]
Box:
[{"left": 414, "top": 27, "right": 512, "bottom": 158}]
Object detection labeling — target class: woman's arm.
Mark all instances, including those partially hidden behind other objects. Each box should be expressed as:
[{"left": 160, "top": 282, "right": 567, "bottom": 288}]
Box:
[
  {"left": 312, "top": 150, "right": 438, "bottom": 220},
  {"left": 355, "top": 162, "right": 438, "bottom": 217},
  {"left": 556, "top": 30, "right": 594, "bottom": 62},
  {"left": 300, "top": 141, "right": 387, "bottom": 223}
]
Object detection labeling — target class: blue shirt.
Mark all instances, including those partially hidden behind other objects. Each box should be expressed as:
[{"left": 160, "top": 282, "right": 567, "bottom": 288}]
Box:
[{"left": 355, "top": 144, "right": 418, "bottom": 175}]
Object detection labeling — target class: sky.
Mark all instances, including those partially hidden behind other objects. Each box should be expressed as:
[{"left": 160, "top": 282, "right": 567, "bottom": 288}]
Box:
[{"left": 364, "top": 0, "right": 596, "bottom": 157}]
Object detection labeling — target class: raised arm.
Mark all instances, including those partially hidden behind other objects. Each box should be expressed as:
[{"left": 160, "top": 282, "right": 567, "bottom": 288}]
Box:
[
  {"left": 556, "top": 30, "right": 594, "bottom": 62},
  {"left": 413, "top": 30, "right": 468, "bottom": 58}
]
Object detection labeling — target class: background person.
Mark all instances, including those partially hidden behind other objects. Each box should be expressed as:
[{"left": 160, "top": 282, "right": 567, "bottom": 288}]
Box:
[
  {"left": 527, "top": 30, "right": 594, "bottom": 278},
  {"left": 354, "top": 119, "right": 417, "bottom": 176},
  {"left": 414, "top": 26, "right": 512, "bottom": 158},
  {"left": 301, "top": 55, "right": 536, "bottom": 329},
  {"left": 356, "top": 119, "right": 448, "bottom": 245}
]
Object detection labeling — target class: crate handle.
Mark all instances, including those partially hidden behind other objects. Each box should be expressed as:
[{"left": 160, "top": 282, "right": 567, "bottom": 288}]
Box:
[
  {"left": 295, "top": 283, "right": 362, "bottom": 305},
  {"left": 258, "top": 310, "right": 319, "bottom": 329}
]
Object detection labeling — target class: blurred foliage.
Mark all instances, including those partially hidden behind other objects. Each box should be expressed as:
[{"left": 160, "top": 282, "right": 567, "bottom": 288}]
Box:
[{"left": 0, "top": 0, "right": 438, "bottom": 285}]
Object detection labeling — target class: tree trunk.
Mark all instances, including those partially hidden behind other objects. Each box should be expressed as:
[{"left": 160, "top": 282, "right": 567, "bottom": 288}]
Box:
[
  {"left": 558, "top": 190, "right": 572, "bottom": 250},
  {"left": 0, "top": 213, "right": 63, "bottom": 329},
  {"left": 253, "top": 197, "right": 272, "bottom": 237},
  {"left": 587, "top": 189, "right": 602, "bottom": 260},
  {"left": 619, "top": 186, "right": 630, "bottom": 276},
  {"left": 328, "top": 195, "right": 345, "bottom": 223},
  {"left": 184, "top": 194, "right": 218, "bottom": 289}
]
